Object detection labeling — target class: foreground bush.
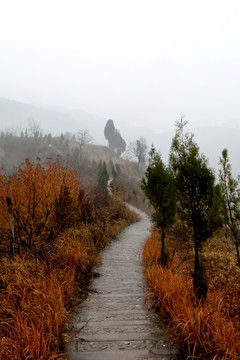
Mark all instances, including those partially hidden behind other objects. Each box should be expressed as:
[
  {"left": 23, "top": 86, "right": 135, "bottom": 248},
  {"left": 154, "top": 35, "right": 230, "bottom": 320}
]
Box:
[
  {"left": 143, "top": 231, "right": 240, "bottom": 359},
  {"left": 0, "top": 158, "right": 90, "bottom": 255}
]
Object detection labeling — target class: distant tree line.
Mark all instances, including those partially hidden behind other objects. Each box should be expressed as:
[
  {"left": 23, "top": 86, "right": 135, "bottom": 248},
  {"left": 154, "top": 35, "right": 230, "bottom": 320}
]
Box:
[{"left": 97, "top": 160, "right": 121, "bottom": 190}]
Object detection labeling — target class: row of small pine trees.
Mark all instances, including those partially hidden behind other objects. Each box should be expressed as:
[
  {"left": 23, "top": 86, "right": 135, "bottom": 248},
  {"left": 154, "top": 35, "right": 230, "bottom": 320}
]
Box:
[
  {"left": 142, "top": 119, "right": 240, "bottom": 359},
  {"left": 142, "top": 119, "right": 240, "bottom": 299}
]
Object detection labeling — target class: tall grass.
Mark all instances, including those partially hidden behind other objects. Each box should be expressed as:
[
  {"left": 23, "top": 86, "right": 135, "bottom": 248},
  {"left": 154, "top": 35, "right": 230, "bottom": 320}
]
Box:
[
  {"left": 0, "top": 205, "right": 138, "bottom": 360},
  {"left": 0, "top": 159, "right": 139, "bottom": 359},
  {"left": 0, "top": 227, "right": 94, "bottom": 359},
  {"left": 143, "top": 231, "right": 240, "bottom": 359}
]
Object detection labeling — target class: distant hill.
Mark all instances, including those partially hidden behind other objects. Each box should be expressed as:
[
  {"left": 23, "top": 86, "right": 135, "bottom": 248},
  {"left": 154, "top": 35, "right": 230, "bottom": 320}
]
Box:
[
  {"left": 0, "top": 98, "right": 154, "bottom": 145},
  {"left": 1, "top": 97, "right": 240, "bottom": 176},
  {"left": 0, "top": 98, "right": 107, "bottom": 143}
]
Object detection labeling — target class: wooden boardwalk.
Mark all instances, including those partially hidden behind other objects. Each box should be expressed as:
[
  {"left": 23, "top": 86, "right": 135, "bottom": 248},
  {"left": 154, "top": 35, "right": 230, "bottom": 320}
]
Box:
[{"left": 66, "top": 208, "right": 180, "bottom": 360}]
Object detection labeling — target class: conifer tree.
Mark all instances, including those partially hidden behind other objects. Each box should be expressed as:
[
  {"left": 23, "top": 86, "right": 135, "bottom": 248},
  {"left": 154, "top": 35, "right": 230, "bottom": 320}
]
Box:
[
  {"left": 219, "top": 148, "right": 240, "bottom": 267},
  {"left": 170, "top": 119, "right": 219, "bottom": 300},
  {"left": 142, "top": 146, "right": 177, "bottom": 266},
  {"left": 97, "top": 161, "right": 109, "bottom": 190},
  {"left": 104, "top": 120, "right": 126, "bottom": 156}
]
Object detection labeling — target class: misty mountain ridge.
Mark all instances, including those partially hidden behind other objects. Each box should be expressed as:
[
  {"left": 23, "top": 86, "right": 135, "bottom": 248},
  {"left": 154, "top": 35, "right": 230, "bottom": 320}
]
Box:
[
  {"left": 0, "top": 97, "right": 105, "bottom": 141},
  {"left": 0, "top": 97, "right": 240, "bottom": 176},
  {"left": 0, "top": 97, "right": 154, "bottom": 144}
]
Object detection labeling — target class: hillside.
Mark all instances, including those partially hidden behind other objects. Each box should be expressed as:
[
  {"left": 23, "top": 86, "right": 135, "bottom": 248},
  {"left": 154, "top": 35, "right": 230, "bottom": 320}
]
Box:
[
  {"left": 1, "top": 97, "right": 240, "bottom": 176},
  {"left": 0, "top": 133, "right": 149, "bottom": 214},
  {"left": 0, "top": 98, "right": 153, "bottom": 145},
  {"left": 0, "top": 97, "right": 106, "bottom": 143}
]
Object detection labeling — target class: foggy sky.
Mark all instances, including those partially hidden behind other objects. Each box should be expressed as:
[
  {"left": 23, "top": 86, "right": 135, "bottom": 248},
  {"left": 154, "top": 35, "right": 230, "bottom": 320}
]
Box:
[{"left": 1, "top": 0, "right": 240, "bottom": 133}]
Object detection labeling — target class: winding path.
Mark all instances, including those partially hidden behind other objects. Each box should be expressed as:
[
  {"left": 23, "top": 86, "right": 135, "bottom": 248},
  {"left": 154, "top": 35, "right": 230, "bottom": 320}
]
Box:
[{"left": 66, "top": 207, "right": 180, "bottom": 360}]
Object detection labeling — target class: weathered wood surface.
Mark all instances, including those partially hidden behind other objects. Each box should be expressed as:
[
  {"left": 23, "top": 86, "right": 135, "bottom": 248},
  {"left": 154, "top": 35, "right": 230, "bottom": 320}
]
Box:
[{"left": 66, "top": 207, "right": 180, "bottom": 360}]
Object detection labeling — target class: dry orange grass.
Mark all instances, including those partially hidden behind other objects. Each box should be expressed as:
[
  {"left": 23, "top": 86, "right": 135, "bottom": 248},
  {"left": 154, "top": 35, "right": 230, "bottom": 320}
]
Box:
[
  {"left": 143, "top": 231, "right": 240, "bottom": 360},
  {"left": 0, "top": 154, "right": 140, "bottom": 359},
  {"left": 0, "top": 205, "right": 138, "bottom": 360},
  {"left": 0, "top": 227, "right": 96, "bottom": 360}
]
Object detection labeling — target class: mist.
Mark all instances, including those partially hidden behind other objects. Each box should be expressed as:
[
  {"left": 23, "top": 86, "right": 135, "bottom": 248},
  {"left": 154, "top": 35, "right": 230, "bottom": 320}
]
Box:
[
  {"left": 1, "top": 0, "right": 240, "bottom": 177},
  {"left": 1, "top": 0, "right": 240, "bottom": 133}
]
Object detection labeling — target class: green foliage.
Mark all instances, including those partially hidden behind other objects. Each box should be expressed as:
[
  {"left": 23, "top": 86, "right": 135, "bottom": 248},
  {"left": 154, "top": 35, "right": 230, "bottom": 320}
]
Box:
[
  {"left": 104, "top": 119, "right": 126, "bottom": 156},
  {"left": 108, "top": 160, "right": 122, "bottom": 182},
  {"left": 115, "top": 163, "right": 121, "bottom": 176},
  {"left": 109, "top": 160, "right": 117, "bottom": 181},
  {"left": 104, "top": 119, "right": 115, "bottom": 140},
  {"left": 170, "top": 119, "right": 219, "bottom": 299},
  {"left": 97, "top": 161, "right": 109, "bottom": 190},
  {"left": 219, "top": 148, "right": 240, "bottom": 266},
  {"left": 170, "top": 119, "right": 218, "bottom": 242},
  {"left": 114, "top": 131, "right": 126, "bottom": 155},
  {"left": 72, "top": 148, "right": 81, "bottom": 175},
  {"left": 142, "top": 145, "right": 177, "bottom": 266},
  {"left": 142, "top": 146, "right": 177, "bottom": 230}
]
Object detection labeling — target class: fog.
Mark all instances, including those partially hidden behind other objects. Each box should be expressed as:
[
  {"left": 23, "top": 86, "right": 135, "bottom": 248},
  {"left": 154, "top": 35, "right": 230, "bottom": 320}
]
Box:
[{"left": 1, "top": 0, "right": 240, "bottom": 134}]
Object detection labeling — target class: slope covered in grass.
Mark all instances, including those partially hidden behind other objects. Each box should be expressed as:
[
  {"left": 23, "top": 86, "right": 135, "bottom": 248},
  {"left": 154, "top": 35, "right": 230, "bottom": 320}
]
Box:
[{"left": 143, "top": 229, "right": 240, "bottom": 359}]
